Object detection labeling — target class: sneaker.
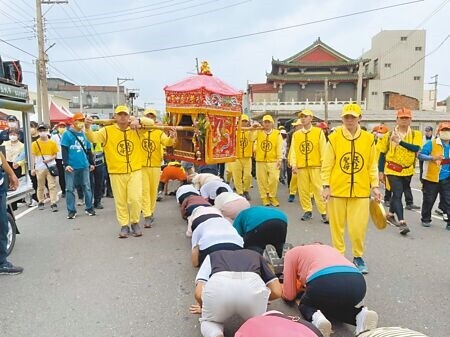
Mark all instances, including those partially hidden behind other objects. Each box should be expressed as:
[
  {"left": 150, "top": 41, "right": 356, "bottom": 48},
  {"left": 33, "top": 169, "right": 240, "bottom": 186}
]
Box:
[
  {"left": 288, "top": 194, "right": 295, "bottom": 202},
  {"left": 353, "top": 257, "right": 368, "bottom": 274},
  {"left": 119, "top": 226, "right": 130, "bottom": 239},
  {"left": 85, "top": 208, "right": 96, "bottom": 216},
  {"left": 28, "top": 199, "right": 38, "bottom": 207},
  {"left": 405, "top": 204, "right": 420, "bottom": 210},
  {"left": 156, "top": 191, "right": 163, "bottom": 202},
  {"left": 263, "top": 244, "right": 283, "bottom": 274},
  {"left": 301, "top": 211, "right": 313, "bottom": 221},
  {"left": 50, "top": 203, "right": 58, "bottom": 212},
  {"left": 261, "top": 197, "right": 270, "bottom": 206},
  {"left": 131, "top": 223, "right": 143, "bottom": 237},
  {"left": 38, "top": 202, "right": 45, "bottom": 210},
  {"left": 398, "top": 222, "right": 410, "bottom": 235},
  {"left": 355, "top": 307, "right": 378, "bottom": 335},
  {"left": 434, "top": 209, "right": 444, "bottom": 216},
  {"left": 386, "top": 214, "right": 397, "bottom": 226},
  {"left": 243, "top": 191, "right": 251, "bottom": 201},
  {"left": 321, "top": 214, "right": 329, "bottom": 224},
  {"left": 0, "top": 261, "right": 24, "bottom": 275},
  {"left": 94, "top": 202, "right": 104, "bottom": 209},
  {"left": 421, "top": 221, "right": 431, "bottom": 227},
  {"left": 311, "top": 310, "right": 332, "bottom": 337},
  {"left": 77, "top": 199, "right": 85, "bottom": 206},
  {"left": 269, "top": 197, "right": 280, "bottom": 207},
  {"left": 446, "top": 224, "right": 450, "bottom": 231},
  {"left": 67, "top": 212, "right": 77, "bottom": 219},
  {"left": 144, "top": 215, "right": 154, "bottom": 228},
  {"left": 443, "top": 213, "right": 448, "bottom": 222}
]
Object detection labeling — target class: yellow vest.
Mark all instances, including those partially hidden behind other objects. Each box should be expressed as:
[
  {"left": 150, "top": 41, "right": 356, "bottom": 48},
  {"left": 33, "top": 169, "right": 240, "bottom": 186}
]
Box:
[
  {"left": 377, "top": 129, "right": 422, "bottom": 176},
  {"left": 140, "top": 130, "right": 175, "bottom": 167},
  {"left": 423, "top": 139, "right": 444, "bottom": 183},
  {"left": 328, "top": 127, "right": 375, "bottom": 198},
  {"left": 236, "top": 130, "right": 254, "bottom": 158},
  {"left": 255, "top": 129, "right": 282, "bottom": 162},
  {"left": 290, "top": 126, "right": 324, "bottom": 168},
  {"left": 87, "top": 125, "right": 143, "bottom": 174}
]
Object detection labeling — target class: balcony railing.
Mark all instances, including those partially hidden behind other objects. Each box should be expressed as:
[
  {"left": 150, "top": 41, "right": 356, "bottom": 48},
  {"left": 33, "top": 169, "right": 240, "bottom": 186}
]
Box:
[{"left": 249, "top": 98, "right": 367, "bottom": 112}]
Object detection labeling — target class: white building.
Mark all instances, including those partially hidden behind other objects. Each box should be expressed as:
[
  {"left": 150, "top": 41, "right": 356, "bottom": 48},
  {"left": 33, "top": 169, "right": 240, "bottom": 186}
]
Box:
[{"left": 363, "top": 30, "right": 426, "bottom": 111}]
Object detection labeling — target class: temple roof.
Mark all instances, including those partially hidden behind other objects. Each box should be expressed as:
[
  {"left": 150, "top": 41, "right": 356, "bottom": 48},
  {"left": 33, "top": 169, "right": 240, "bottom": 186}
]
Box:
[
  {"left": 275, "top": 38, "right": 359, "bottom": 65},
  {"left": 267, "top": 73, "right": 360, "bottom": 82},
  {"left": 272, "top": 59, "right": 369, "bottom": 67}
]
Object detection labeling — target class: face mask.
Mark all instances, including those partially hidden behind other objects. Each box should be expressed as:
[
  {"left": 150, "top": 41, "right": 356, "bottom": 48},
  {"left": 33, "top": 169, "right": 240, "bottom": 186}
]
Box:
[
  {"left": 376, "top": 132, "right": 383, "bottom": 139},
  {"left": 8, "top": 122, "right": 17, "bottom": 128},
  {"left": 91, "top": 124, "right": 99, "bottom": 131},
  {"left": 58, "top": 127, "right": 66, "bottom": 134},
  {"left": 74, "top": 121, "right": 84, "bottom": 129},
  {"left": 439, "top": 131, "right": 450, "bottom": 141},
  {"left": 39, "top": 131, "right": 48, "bottom": 138},
  {"left": 9, "top": 135, "right": 18, "bottom": 142}
]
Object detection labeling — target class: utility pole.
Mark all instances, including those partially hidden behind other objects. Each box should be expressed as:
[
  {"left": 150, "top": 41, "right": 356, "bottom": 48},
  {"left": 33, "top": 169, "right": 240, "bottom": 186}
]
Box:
[
  {"left": 36, "top": 0, "right": 67, "bottom": 124},
  {"left": 431, "top": 74, "right": 438, "bottom": 111},
  {"left": 35, "top": 61, "right": 42, "bottom": 123},
  {"left": 79, "top": 86, "right": 83, "bottom": 113},
  {"left": 195, "top": 58, "right": 199, "bottom": 74},
  {"left": 116, "top": 77, "right": 133, "bottom": 106},
  {"left": 324, "top": 77, "right": 329, "bottom": 122}
]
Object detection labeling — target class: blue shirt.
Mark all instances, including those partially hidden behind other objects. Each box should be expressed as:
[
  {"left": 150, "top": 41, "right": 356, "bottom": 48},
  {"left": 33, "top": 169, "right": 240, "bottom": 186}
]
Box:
[
  {"left": 419, "top": 139, "right": 450, "bottom": 181},
  {"left": 61, "top": 129, "right": 92, "bottom": 169},
  {"left": 233, "top": 206, "right": 288, "bottom": 236}
]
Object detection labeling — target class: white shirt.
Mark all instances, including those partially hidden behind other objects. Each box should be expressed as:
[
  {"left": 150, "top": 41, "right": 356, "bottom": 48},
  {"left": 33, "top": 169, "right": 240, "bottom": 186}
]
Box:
[
  {"left": 200, "top": 181, "right": 232, "bottom": 200},
  {"left": 191, "top": 217, "right": 243, "bottom": 250},
  {"left": 176, "top": 184, "right": 199, "bottom": 203},
  {"left": 187, "top": 206, "right": 223, "bottom": 237},
  {"left": 51, "top": 133, "right": 63, "bottom": 160},
  {"left": 192, "top": 173, "right": 222, "bottom": 190}
]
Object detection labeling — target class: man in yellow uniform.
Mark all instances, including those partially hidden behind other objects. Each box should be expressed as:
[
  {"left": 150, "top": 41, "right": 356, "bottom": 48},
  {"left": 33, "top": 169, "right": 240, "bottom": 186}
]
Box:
[
  {"left": 289, "top": 109, "right": 328, "bottom": 223},
  {"left": 254, "top": 115, "right": 282, "bottom": 206},
  {"left": 287, "top": 119, "right": 302, "bottom": 202},
  {"left": 140, "top": 108, "right": 176, "bottom": 228},
  {"left": 85, "top": 105, "right": 154, "bottom": 239},
  {"left": 377, "top": 108, "right": 422, "bottom": 235},
  {"left": 321, "top": 104, "right": 382, "bottom": 274},
  {"left": 231, "top": 114, "right": 254, "bottom": 201}
]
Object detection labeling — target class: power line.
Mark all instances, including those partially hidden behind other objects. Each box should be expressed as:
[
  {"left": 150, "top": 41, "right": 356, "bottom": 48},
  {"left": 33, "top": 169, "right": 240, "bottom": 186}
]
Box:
[
  {"left": 53, "top": 0, "right": 425, "bottom": 62},
  {"left": 381, "top": 34, "right": 450, "bottom": 81},
  {"left": 47, "top": 0, "right": 250, "bottom": 40}
]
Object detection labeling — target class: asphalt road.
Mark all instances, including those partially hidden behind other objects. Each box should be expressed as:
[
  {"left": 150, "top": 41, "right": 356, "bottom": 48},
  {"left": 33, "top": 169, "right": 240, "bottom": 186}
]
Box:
[{"left": 1, "top": 178, "right": 449, "bottom": 337}]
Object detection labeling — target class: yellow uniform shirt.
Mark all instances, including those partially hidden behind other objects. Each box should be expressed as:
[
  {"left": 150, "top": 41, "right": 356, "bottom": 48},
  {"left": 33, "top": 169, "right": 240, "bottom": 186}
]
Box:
[
  {"left": 140, "top": 130, "right": 175, "bottom": 167},
  {"left": 377, "top": 128, "right": 422, "bottom": 177},
  {"left": 289, "top": 126, "right": 326, "bottom": 168},
  {"left": 322, "top": 126, "right": 378, "bottom": 198},
  {"left": 236, "top": 130, "right": 254, "bottom": 159},
  {"left": 422, "top": 138, "right": 444, "bottom": 183},
  {"left": 254, "top": 129, "right": 282, "bottom": 162}
]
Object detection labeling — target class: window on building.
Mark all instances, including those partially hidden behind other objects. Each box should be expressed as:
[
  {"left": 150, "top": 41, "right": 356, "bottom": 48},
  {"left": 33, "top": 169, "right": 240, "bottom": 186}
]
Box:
[
  {"left": 72, "top": 96, "right": 79, "bottom": 103},
  {"left": 414, "top": 76, "right": 421, "bottom": 80},
  {"left": 92, "top": 96, "right": 99, "bottom": 104},
  {"left": 373, "top": 59, "right": 378, "bottom": 75},
  {"left": 384, "top": 63, "right": 391, "bottom": 68},
  {"left": 415, "top": 46, "right": 422, "bottom": 51},
  {"left": 400, "top": 36, "right": 407, "bottom": 41},
  {"left": 371, "top": 91, "right": 378, "bottom": 95}
]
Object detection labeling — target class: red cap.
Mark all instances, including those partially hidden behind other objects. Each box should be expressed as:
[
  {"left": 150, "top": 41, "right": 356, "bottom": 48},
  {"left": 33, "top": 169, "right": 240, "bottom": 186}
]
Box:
[{"left": 397, "top": 108, "right": 412, "bottom": 118}]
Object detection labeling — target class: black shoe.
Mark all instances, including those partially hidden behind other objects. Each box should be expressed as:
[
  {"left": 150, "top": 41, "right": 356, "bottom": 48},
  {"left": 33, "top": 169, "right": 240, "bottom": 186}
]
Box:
[
  {"left": 85, "top": 208, "right": 96, "bottom": 216},
  {"left": 384, "top": 200, "right": 390, "bottom": 208},
  {"left": 321, "top": 214, "right": 329, "bottom": 224},
  {"left": 38, "top": 202, "right": 45, "bottom": 210},
  {"left": 0, "top": 261, "right": 23, "bottom": 275},
  {"left": 61, "top": 193, "right": 66, "bottom": 198},
  {"left": 398, "top": 222, "right": 410, "bottom": 235},
  {"left": 94, "top": 202, "right": 104, "bottom": 209},
  {"left": 50, "top": 203, "right": 58, "bottom": 212},
  {"left": 405, "top": 204, "right": 420, "bottom": 210},
  {"left": 301, "top": 211, "right": 313, "bottom": 221},
  {"left": 67, "top": 212, "right": 77, "bottom": 219}
]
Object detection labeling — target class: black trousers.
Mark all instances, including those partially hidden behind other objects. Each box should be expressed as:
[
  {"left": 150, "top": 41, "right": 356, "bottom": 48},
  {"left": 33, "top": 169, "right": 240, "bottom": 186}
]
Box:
[
  {"left": 243, "top": 219, "right": 287, "bottom": 257},
  {"left": 421, "top": 178, "right": 450, "bottom": 224},
  {"left": 299, "top": 272, "right": 366, "bottom": 325},
  {"left": 384, "top": 183, "right": 414, "bottom": 205},
  {"left": 55, "top": 159, "right": 65, "bottom": 195},
  {"left": 387, "top": 175, "right": 412, "bottom": 221},
  {"left": 90, "top": 164, "right": 105, "bottom": 204}
]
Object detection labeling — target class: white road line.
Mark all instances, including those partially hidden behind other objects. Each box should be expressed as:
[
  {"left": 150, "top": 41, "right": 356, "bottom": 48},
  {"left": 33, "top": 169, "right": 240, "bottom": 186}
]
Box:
[{"left": 15, "top": 206, "right": 37, "bottom": 220}]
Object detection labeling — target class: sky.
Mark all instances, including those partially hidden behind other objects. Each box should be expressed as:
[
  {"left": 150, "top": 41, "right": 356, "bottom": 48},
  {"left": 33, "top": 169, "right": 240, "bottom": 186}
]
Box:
[{"left": 0, "top": 0, "right": 449, "bottom": 113}]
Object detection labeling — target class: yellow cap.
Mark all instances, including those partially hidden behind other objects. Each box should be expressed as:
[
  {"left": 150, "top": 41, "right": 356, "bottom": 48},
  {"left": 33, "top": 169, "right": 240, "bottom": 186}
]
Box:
[
  {"left": 298, "top": 109, "right": 314, "bottom": 117},
  {"left": 115, "top": 105, "right": 130, "bottom": 114},
  {"left": 241, "top": 114, "right": 249, "bottom": 121},
  {"left": 291, "top": 119, "right": 302, "bottom": 126},
  {"left": 341, "top": 103, "right": 362, "bottom": 117},
  {"left": 262, "top": 114, "right": 274, "bottom": 123},
  {"left": 144, "top": 108, "right": 157, "bottom": 116}
]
